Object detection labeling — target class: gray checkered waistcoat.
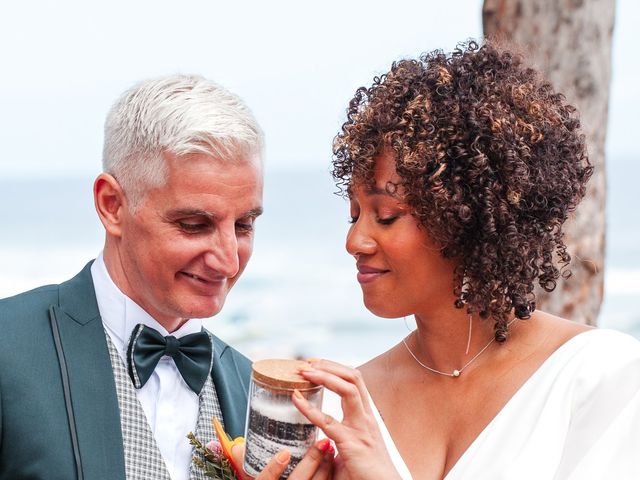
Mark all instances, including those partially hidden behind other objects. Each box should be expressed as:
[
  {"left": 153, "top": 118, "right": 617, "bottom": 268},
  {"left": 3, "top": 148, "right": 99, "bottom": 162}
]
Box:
[{"left": 105, "top": 332, "right": 224, "bottom": 480}]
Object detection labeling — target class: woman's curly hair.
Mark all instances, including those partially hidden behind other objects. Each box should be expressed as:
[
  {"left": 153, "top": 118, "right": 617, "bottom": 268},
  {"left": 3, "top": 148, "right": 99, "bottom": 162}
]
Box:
[{"left": 332, "top": 40, "right": 592, "bottom": 341}]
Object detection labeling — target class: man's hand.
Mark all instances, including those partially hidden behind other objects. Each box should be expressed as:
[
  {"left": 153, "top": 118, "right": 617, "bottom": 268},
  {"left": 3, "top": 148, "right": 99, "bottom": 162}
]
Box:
[{"left": 231, "top": 438, "right": 334, "bottom": 479}]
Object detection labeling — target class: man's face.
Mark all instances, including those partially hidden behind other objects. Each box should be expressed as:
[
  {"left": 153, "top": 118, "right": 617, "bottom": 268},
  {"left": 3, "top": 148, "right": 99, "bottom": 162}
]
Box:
[{"left": 114, "top": 151, "right": 263, "bottom": 327}]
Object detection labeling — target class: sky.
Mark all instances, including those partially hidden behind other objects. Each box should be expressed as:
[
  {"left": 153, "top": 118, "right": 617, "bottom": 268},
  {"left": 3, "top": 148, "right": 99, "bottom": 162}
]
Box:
[{"left": 1, "top": 0, "right": 636, "bottom": 179}]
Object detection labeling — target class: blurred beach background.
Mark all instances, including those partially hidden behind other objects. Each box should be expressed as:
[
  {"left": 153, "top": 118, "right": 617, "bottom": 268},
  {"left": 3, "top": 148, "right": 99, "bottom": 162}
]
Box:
[{"left": 1, "top": 0, "right": 638, "bottom": 366}]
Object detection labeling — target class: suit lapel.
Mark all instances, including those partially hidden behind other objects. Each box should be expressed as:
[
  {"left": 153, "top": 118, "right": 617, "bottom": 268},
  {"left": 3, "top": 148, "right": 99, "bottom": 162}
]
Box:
[
  {"left": 52, "top": 262, "right": 126, "bottom": 480},
  {"left": 210, "top": 336, "right": 251, "bottom": 438}
]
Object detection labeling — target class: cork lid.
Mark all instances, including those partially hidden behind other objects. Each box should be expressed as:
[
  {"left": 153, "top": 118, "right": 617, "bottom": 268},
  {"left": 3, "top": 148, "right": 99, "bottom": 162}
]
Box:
[{"left": 252, "top": 359, "right": 319, "bottom": 390}]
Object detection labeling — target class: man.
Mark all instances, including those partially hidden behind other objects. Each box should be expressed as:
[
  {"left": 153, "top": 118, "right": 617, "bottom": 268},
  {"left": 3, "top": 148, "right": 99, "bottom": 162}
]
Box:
[{"left": 0, "top": 75, "right": 329, "bottom": 479}]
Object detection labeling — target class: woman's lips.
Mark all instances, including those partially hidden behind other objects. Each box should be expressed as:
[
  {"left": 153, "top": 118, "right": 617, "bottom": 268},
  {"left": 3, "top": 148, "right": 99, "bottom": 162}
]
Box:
[{"left": 356, "top": 265, "right": 389, "bottom": 284}]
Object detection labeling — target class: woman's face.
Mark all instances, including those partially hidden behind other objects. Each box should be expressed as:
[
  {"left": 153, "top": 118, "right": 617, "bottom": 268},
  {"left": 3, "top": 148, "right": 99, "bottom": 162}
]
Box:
[{"left": 346, "top": 151, "right": 458, "bottom": 318}]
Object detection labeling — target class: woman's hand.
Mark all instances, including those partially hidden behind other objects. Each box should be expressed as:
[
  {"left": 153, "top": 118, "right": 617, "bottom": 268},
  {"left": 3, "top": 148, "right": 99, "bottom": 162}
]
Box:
[
  {"left": 230, "top": 438, "right": 334, "bottom": 480},
  {"left": 294, "top": 360, "right": 402, "bottom": 480}
]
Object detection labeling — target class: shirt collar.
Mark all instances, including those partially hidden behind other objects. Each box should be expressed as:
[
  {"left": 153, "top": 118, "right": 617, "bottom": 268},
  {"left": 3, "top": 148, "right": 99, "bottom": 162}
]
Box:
[{"left": 91, "top": 252, "right": 203, "bottom": 360}]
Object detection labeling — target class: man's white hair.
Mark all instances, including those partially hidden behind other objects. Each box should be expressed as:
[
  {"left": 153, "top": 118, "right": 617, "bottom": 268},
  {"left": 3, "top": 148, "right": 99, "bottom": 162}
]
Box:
[{"left": 102, "top": 74, "right": 263, "bottom": 210}]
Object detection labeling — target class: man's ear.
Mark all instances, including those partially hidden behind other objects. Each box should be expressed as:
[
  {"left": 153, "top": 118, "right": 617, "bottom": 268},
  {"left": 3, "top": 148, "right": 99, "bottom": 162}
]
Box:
[{"left": 94, "top": 173, "right": 128, "bottom": 237}]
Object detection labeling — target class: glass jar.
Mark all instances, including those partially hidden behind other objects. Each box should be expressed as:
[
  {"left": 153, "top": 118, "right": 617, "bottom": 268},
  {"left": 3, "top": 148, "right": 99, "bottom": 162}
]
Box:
[{"left": 243, "top": 359, "right": 323, "bottom": 478}]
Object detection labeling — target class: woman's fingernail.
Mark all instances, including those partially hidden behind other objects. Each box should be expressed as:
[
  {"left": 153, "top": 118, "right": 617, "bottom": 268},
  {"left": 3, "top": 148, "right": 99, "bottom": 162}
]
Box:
[
  {"left": 276, "top": 450, "right": 291, "bottom": 464},
  {"left": 316, "top": 438, "right": 330, "bottom": 452},
  {"left": 292, "top": 389, "right": 304, "bottom": 400},
  {"left": 328, "top": 444, "right": 335, "bottom": 455},
  {"left": 306, "top": 357, "right": 320, "bottom": 363}
]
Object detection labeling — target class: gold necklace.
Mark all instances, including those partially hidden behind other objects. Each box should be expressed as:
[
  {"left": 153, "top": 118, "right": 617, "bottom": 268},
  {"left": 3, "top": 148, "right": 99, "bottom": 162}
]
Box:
[{"left": 402, "top": 318, "right": 516, "bottom": 378}]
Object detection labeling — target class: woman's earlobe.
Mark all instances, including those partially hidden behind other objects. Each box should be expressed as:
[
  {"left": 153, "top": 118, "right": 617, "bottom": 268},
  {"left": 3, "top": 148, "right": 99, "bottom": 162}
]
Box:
[{"left": 93, "top": 173, "right": 126, "bottom": 237}]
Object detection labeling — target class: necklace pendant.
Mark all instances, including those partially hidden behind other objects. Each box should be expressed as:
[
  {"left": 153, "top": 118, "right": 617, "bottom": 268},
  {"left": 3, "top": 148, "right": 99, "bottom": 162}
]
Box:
[{"left": 452, "top": 369, "right": 461, "bottom": 377}]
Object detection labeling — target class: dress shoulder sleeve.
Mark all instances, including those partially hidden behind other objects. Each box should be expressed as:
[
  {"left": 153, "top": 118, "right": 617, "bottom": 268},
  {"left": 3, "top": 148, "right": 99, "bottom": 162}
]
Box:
[{"left": 555, "top": 329, "right": 640, "bottom": 479}]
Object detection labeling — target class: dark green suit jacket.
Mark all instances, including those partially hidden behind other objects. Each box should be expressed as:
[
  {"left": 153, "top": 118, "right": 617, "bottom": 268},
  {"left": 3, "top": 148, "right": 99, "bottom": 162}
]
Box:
[{"left": 0, "top": 261, "right": 252, "bottom": 479}]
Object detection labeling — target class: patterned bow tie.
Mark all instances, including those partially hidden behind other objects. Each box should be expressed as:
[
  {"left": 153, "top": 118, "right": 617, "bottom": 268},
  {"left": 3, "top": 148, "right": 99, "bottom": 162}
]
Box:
[{"left": 126, "top": 323, "right": 213, "bottom": 395}]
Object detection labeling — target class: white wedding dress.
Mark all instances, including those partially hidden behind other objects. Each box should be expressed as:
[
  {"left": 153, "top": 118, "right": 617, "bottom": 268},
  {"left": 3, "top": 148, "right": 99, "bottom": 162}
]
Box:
[{"left": 322, "top": 329, "right": 640, "bottom": 479}]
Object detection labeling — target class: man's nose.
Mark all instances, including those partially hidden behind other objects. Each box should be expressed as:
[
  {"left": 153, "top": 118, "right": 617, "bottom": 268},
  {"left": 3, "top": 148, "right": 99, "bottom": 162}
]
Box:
[
  {"left": 346, "top": 219, "right": 376, "bottom": 258},
  {"left": 204, "top": 226, "right": 240, "bottom": 278}
]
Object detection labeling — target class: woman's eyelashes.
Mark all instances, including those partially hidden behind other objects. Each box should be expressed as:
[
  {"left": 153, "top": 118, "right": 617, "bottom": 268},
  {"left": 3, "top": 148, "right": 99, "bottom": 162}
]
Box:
[
  {"left": 348, "top": 213, "right": 400, "bottom": 225},
  {"left": 377, "top": 216, "right": 398, "bottom": 225}
]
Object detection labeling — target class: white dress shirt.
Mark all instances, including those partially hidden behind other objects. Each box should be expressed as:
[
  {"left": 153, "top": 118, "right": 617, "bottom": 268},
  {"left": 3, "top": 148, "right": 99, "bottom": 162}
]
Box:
[{"left": 91, "top": 252, "right": 201, "bottom": 480}]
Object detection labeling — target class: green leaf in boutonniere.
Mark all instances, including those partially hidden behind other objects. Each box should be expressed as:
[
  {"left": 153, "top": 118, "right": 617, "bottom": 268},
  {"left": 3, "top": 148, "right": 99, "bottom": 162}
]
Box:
[{"left": 188, "top": 416, "right": 245, "bottom": 479}]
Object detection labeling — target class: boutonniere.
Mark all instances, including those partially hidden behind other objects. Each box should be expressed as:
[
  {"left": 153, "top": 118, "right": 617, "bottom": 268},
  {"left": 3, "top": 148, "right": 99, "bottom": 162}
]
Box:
[{"left": 188, "top": 417, "right": 245, "bottom": 479}]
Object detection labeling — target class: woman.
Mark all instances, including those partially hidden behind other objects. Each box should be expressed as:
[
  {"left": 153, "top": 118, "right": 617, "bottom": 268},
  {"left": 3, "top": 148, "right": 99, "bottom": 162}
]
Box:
[{"left": 293, "top": 41, "right": 640, "bottom": 479}]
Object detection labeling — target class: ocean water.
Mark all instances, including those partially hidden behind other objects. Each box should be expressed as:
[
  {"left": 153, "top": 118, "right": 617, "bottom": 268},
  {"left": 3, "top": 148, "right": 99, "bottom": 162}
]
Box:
[{"left": 1, "top": 159, "right": 638, "bottom": 365}]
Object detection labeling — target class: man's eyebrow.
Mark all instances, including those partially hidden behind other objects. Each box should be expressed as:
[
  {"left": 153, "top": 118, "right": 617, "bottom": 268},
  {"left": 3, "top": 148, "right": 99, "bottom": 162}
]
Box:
[
  {"left": 244, "top": 207, "right": 263, "bottom": 218},
  {"left": 166, "top": 207, "right": 264, "bottom": 219},
  {"left": 167, "top": 208, "right": 215, "bottom": 219}
]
